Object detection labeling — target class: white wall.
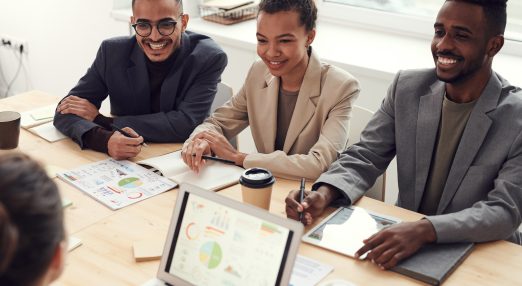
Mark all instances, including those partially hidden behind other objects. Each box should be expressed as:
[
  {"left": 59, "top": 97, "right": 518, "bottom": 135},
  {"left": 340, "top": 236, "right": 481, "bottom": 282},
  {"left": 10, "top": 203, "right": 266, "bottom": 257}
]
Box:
[{"left": 0, "top": 0, "right": 129, "bottom": 98}]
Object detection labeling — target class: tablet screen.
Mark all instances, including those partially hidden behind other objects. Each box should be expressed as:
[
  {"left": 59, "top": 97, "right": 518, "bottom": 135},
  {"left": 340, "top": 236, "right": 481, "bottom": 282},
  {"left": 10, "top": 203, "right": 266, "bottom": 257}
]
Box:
[
  {"left": 304, "top": 207, "right": 398, "bottom": 258},
  {"left": 165, "top": 192, "right": 294, "bottom": 286}
]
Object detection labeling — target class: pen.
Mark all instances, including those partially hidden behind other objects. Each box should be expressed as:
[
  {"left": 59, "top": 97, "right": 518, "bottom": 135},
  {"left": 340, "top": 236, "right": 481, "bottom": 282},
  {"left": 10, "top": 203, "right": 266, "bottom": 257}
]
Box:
[
  {"left": 299, "top": 178, "right": 305, "bottom": 221},
  {"left": 110, "top": 124, "right": 148, "bottom": 147},
  {"left": 192, "top": 154, "right": 235, "bottom": 165}
]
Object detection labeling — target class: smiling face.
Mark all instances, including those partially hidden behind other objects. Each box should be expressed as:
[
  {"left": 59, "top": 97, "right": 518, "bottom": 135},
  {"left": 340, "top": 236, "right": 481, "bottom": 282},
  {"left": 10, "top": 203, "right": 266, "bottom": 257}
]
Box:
[
  {"left": 256, "top": 10, "right": 315, "bottom": 82},
  {"left": 431, "top": 1, "right": 496, "bottom": 85},
  {"left": 131, "top": 0, "right": 188, "bottom": 62}
]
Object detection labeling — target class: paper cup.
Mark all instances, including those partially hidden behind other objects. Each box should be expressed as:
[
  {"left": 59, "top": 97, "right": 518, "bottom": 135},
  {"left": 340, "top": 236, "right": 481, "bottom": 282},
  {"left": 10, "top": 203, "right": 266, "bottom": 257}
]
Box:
[{"left": 239, "top": 168, "right": 275, "bottom": 210}]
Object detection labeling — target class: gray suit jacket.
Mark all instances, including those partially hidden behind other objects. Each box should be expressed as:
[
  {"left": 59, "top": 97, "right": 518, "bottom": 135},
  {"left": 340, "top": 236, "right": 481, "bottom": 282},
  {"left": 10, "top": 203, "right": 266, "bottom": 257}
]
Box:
[
  {"left": 54, "top": 32, "right": 227, "bottom": 147},
  {"left": 316, "top": 69, "right": 522, "bottom": 244}
]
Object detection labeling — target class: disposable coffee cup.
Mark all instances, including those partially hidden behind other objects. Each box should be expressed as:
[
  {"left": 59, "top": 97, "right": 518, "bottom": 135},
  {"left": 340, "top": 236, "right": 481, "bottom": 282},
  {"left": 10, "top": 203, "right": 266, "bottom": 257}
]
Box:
[
  {"left": 239, "top": 167, "right": 276, "bottom": 210},
  {"left": 0, "top": 111, "right": 21, "bottom": 150}
]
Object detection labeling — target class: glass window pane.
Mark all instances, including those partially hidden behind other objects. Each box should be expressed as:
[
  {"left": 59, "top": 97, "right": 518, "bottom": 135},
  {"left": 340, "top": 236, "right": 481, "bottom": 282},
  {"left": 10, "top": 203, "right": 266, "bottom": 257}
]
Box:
[{"left": 324, "top": 0, "right": 522, "bottom": 41}]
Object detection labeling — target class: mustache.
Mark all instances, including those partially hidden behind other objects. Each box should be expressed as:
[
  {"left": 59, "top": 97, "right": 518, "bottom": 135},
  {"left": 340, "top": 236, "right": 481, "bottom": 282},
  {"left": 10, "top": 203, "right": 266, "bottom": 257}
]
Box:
[
  {"left": 142, "top": 38, "right": 172, "bottom": 44},
  {"left": 435, "top": 51, "right": 464, "bottom": 60}
]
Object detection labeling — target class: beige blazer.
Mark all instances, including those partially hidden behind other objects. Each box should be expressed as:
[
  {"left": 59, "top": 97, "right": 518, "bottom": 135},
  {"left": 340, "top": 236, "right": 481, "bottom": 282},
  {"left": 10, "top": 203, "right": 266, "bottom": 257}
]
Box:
[{"left": 185, "top": 50, "right": 360, "bottom": 180}]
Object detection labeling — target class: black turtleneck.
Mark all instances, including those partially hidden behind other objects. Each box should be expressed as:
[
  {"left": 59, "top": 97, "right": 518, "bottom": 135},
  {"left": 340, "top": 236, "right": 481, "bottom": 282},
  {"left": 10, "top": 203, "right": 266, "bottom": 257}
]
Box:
[{"left": 146, "top": 50, "right": 178, "bottom": 113}]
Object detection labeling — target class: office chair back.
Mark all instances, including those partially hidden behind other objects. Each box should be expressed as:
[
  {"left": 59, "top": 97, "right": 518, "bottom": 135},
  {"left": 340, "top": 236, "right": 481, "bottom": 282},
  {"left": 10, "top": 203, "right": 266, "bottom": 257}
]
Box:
[
  {"left": 211, "top": 82, "right": 234, "bottom": 113},
  {"left": 349, "top": 105, "right": 385, "bottom": 201},
  {"left": 211, "top": 82, "right": 237, "bottom": 148}
]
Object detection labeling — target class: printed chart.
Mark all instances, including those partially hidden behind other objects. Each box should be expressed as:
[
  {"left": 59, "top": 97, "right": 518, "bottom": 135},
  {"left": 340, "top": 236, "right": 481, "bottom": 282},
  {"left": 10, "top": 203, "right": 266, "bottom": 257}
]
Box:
[{"left": 57, "top": 159, "right": 176, "bottom": 210}]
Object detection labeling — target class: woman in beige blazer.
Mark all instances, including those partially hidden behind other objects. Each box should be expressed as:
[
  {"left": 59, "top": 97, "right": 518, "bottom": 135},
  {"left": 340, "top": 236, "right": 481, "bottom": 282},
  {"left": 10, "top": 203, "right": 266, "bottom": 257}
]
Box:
[{"left": 182, "top": 0, "right": 360, "bottom": 180}]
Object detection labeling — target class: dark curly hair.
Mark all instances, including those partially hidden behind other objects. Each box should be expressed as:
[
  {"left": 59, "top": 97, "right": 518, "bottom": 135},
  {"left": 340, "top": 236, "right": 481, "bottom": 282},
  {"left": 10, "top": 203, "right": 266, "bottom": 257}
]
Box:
[
  {"left": 0, "top": 153, "right": 64, "bottom": 286},
  {"left": 447, "top": 0, "right": 508, "bottom": 36},
  {"left": 258, "top": 0, "right": 318, "bottom": 31}
]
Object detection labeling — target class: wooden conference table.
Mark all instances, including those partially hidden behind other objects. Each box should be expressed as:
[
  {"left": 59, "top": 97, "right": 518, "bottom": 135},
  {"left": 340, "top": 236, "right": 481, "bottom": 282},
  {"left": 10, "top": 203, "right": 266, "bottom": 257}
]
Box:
[{"left": 1, "top": 91, "right": 521, "bottom": 286}]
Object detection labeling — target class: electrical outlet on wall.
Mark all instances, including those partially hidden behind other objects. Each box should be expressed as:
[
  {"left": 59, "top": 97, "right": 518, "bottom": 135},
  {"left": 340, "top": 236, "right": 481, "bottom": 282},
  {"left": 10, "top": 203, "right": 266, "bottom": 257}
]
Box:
[{"left": 0, "top": 35, "right": 28, "bottom": 54}]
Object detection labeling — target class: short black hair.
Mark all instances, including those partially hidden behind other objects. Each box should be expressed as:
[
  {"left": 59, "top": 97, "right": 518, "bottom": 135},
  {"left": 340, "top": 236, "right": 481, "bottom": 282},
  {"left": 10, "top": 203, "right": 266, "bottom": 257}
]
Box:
[
  {"left": 447, "top": 0, "right": 508, "bottom": 36},
  {"left": 0, "top": 154, "right": 64, "bottom": 286},
  {"left": 132, "top": 0, "right": 183, "bottom": 13},
  {"left": 258, "top": 0, "right": 318, "bottom": 31}
]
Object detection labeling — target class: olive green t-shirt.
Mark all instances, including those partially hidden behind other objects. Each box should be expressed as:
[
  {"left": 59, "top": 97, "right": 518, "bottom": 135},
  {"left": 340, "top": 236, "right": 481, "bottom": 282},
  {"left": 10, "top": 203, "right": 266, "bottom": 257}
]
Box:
[
  {"left": 275, "top": 88, "right": 299, "bottom": 151},
  {"left": 419, "top": 95, "right": 476, "bottom": 215}
]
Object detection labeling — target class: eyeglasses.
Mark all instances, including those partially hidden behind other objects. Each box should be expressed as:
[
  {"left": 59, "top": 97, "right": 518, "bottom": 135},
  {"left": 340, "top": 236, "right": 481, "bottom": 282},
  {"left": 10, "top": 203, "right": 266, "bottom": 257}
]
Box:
[{"left": 132, "top": 19, "right": 178, "bottom": 37}]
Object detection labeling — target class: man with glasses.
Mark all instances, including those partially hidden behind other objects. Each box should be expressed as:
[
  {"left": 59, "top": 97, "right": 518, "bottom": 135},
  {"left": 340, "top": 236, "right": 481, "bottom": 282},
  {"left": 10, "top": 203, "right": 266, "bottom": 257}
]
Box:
[{"left": 54, "top": 0, "right": 227, "bottom": 159}]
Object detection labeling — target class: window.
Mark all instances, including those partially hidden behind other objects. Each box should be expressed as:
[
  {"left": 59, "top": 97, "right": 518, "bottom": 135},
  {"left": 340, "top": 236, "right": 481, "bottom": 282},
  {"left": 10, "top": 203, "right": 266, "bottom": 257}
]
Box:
[{"left": 318, "top": 0, "right": 522, "bottom": 55}]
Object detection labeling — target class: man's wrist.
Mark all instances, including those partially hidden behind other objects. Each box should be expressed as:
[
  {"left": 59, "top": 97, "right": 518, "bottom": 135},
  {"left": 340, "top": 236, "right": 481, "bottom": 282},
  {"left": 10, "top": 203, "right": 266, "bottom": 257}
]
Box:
[
  {"left": 315, "top": 184, "right": 342, "bottom": 206},
  {"left": 419, "top": 218, "right": 437, "bottom": 243},
  {"left": 93, "top": 114, "right": 114, "bottom": 129},
  {"left": 82, "top": 127, "right": 114, "bottom": 154}
]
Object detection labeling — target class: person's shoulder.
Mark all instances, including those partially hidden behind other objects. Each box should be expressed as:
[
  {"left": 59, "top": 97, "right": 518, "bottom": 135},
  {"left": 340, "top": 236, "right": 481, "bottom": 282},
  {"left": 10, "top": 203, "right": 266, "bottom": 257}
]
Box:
[
  {"left": 306, "top": 50, "right": 357, "bottom": 93},
  {"left": 387, "top": 68, "right": 439, "bottom": 96},
  {"left": 490, "top": 75, "right": 522, "bottom": 137},
  {"left": 242, "top": 59, "right": 272, "bottom": 87},
  {"left": 496, "top": 74, "right": 522, "bottom": 111},
  {"left": 94, "top": 36, "right": 136, "bottom": 64},
  {"left": 321, "top": 62, "right": 358, "bottom": 86}
]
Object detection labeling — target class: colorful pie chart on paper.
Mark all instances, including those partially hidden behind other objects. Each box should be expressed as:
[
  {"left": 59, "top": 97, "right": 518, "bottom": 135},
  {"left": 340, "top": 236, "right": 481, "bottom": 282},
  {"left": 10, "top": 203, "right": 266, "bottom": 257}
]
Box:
[
  {"left": 199, "top": 241, "right": 222, "bottom": 269},
  {"left": 118, "top": 177, "right": 143, "bottom": 189}
]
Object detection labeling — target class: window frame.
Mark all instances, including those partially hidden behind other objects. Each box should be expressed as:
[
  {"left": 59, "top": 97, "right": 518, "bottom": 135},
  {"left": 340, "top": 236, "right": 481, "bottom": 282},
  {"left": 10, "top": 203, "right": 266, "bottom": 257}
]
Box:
[{"left": 316, "top": 0, "right": 522, "bottom": 57}]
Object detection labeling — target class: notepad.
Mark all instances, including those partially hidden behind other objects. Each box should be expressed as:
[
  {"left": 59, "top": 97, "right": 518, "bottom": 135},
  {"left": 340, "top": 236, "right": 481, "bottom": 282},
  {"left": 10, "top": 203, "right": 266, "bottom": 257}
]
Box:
[
  {"left": 391, "top": 242, "right": 474, "bottom": 285},
  {"left": 57, "top": 150, "right": 243, "bottom": 210},
  {"left": 28, "top": 121, "right": 67, "bottom": 142},
  {"left": 138, "top": 150, "right": 244, "bottom": 192},
  {"left": 20, "top": 105, "right": 57, "bottom": 129}
]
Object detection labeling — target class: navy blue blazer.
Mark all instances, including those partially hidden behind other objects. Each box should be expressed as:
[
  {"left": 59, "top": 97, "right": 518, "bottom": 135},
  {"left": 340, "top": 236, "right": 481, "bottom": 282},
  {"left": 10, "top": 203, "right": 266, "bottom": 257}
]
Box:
[{"left": 54, "top": 31, "right": 227, "bottom": 146}]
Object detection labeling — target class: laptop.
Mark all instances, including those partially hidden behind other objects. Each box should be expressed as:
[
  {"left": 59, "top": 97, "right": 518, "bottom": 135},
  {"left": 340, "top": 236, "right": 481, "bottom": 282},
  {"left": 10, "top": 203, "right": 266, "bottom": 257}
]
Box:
[{"left": 143, "top": 183, "right": 304, "bottom": 286}]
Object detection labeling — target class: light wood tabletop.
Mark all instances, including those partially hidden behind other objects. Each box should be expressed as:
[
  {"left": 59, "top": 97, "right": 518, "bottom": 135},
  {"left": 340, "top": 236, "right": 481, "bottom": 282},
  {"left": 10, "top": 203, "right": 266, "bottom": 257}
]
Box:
[{"left": 2, "top": 91, "right": 522, "bottom": 286}]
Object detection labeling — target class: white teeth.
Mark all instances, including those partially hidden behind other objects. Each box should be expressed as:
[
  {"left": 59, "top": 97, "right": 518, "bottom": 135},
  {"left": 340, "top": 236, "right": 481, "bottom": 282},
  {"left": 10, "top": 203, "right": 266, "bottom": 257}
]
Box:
[
  {"left": 270, "top": 61, "right": 282, "bottom": 65},
  {"left": 438, "top": 57, "right": 457, "bottom": 65},
  {"left": 149, "top": 42, "right": 167, "bottom": 50}
]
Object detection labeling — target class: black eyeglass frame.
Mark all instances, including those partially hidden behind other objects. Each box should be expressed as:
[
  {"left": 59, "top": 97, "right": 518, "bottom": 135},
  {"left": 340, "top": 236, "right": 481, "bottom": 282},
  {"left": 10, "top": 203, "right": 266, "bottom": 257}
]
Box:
[{"left": 131, "top": 18, "right": 180, "bottom": 37}]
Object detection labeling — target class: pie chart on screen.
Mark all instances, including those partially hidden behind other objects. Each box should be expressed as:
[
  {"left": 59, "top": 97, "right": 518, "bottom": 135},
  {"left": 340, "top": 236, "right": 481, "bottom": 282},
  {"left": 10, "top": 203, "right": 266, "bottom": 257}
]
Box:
[
  {"left": 199, "top": 241, "right": 222, "bottom": 269},
  {"left": 118, "top": 177, "right": 143, "bottom": 189}
]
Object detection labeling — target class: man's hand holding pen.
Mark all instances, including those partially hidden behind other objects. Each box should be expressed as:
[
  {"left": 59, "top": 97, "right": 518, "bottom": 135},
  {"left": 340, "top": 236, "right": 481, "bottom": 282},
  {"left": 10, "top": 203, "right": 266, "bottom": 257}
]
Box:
[
  {"left": 285, "top": 184, "right": 341, "bottom": 225},
  {"left": 108, "top": 126, "right": 144, "bottom": 160}
]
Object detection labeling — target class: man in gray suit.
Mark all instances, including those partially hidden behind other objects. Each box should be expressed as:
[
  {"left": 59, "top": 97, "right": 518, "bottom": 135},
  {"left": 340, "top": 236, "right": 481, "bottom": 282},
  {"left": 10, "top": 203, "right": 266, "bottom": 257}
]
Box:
[
  {"left": 54, "top": 0, "right": 227, "bottom": 159},
  {"left": 286, "top": 0, "right": 522, "bottom": 269}
]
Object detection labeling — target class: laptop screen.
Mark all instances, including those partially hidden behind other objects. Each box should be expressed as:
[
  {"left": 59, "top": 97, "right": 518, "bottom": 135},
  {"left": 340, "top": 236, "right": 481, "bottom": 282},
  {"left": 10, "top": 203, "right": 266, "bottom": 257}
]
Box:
[{"left": 163, "top": 191, "right": 294, "bottom": 286}]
